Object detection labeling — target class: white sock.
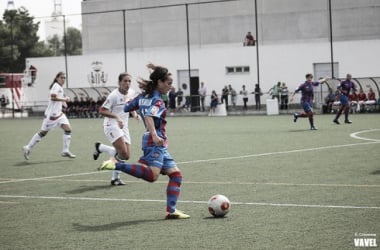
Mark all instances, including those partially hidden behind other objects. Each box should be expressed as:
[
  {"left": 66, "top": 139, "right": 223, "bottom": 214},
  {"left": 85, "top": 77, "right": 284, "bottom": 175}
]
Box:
[
  {"left": 99, "top": 144, "right": 116, "bottom": 156},
  {"left": 27, "top": 133, "right": 42, "bottom": 149},
  {"left": 63, "top": 134, "right": 71, "bottom": 152},
  {"left": 112, "top": 170, "right": 121, "bottom": 180}
]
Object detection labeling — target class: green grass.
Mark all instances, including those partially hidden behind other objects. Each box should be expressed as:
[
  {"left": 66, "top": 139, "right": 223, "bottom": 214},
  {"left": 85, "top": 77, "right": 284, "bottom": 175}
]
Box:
[{"left": 0, "top": 114, "right": 379, "bottom": 250}]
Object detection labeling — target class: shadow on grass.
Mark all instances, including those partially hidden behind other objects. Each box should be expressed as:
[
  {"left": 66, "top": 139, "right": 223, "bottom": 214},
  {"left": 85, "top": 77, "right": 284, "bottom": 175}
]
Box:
[
  {"left": 370, "top": 169, "right": 380, "bottom": 175},
  {"left": 203, "top": 216, "right": 229, "bottom": 220},
  {"left": 288, "top": 129, "right": 310, "bottom": 132},
  {"left": 13, "top": 160, "right": 68, "bottom": 167},
  {"left": 73, "top": 219, "right": 162, "bottom": 232},
  {"left": 66, "top": 185, "right": 113, "bottom": 194}
]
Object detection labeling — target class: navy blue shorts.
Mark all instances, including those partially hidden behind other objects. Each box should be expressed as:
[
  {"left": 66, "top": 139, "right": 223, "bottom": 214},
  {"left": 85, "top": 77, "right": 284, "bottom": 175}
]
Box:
[
  {"left": 340, "top": 94, "right": 350, "bottom": 107},
  {"left": 301, "top": 101, "right": 313, "bottom": 113},
  {"left": 139, "top": 146, "right": 176, "bottom": 170}
]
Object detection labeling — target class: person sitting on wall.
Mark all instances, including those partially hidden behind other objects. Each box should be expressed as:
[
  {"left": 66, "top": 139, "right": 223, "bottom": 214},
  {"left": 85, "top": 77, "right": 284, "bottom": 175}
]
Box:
[
  {"left": 244, "top": 32, "right": 255, "bottom": 46},
  {"left": 365, "top": 88, "right": 377, "bottom": 112},
  {"left": 324, "top": 88, "right": 336, "bottom": 113},
  {"left": 357, "top": 88, "right": 367, "bottom": 112}
]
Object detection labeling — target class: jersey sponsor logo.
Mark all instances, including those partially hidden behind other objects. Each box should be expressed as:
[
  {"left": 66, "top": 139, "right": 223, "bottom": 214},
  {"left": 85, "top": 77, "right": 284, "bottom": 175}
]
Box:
[
  {"left": 139, "top": 98, "right": 153, "bottom": 106},
  {"left": 150, "top": 106, "right": 159, "bottom": 116}
]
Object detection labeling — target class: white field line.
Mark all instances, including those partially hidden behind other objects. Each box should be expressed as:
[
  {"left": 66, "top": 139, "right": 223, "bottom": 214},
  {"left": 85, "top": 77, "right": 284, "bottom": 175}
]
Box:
[
  {"left": 350, "top": 129, "right": 380, "bottom": 142},
  {"left": 33, "top": 178, "right": 380, "bottom": 188},
  {"left": 0, "top": 171, "right": 101, "bottom": 184},
  {"left": 1, "top": 129, "right": 379, "bottom": 185},
  {"left": 0, "top": 194, "right": 379, "bottom": 210},
  {"left": 178, "top": 141, "right": 379, "bottom": 165}
]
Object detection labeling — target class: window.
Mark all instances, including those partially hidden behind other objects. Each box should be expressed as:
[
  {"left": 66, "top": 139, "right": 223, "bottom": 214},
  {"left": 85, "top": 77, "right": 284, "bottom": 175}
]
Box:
[
  {"left": 226, "top": 66, "right": 250, "bottom": 74},
  {"left": 0, "top": 76, "right": 6, "bottom": 87}
]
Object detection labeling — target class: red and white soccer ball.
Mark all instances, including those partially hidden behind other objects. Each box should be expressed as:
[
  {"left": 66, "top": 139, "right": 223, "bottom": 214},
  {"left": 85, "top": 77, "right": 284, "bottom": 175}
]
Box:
[{"left": 208, "top": 194, "right": 231, "bottom": 217}]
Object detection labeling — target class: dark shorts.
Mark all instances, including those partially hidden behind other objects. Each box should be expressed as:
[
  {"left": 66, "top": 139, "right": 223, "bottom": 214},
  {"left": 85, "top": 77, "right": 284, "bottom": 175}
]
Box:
[
  {"left": 340, "top": 94, "right": 350, "bottom": 107},
  {"left": 139, "top": 146, "right": 176, "bottom": 170},
  {"left": 301, "top": 101, "right": 313, "bottom": 113}
]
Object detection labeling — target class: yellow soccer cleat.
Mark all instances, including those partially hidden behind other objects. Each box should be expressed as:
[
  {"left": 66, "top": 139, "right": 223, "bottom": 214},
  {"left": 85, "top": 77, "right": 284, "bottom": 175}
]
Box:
[
  {"left": 165, "top": 209, "right": 190, "bottom": 219},
  {"left": 98, "top": 158, "right": 116, "bottom": 171}
]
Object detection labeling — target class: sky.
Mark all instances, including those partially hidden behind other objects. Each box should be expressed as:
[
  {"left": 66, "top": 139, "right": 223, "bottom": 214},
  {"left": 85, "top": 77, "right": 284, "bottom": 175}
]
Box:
[{"left": 1, "top": 0, "right": 82, "bottom": 39}]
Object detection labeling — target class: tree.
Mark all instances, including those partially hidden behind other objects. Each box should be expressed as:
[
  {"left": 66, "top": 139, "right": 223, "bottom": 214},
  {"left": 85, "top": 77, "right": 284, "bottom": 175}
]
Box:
[
  {"left": 46, "top": 27, "right": 83, "bottom": 56},
  {"left": 0, "top": 8, "right": 40, "bottom": 73},
  {"left": 47, "top": 34, "right": 63, "bottom": 56},
  {"left": 30, "top": 41, "right": 55, "bottom": 58},
  {"left": 65, "top": 27, "right": 82, "bottom": 55},
  {"left": 0, "top": 8, "right": 82, "bottom": 73}
]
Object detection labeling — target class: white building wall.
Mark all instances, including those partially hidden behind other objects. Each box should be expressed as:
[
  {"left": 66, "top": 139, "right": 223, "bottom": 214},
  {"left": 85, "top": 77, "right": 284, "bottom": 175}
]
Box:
[{"left": 24, "top": 39, "right": 380, "bottom": 106}]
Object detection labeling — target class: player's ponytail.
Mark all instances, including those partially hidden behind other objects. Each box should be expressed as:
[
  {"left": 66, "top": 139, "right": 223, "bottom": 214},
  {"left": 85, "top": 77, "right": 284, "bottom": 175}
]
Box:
[{"left": 138, "top": 63, "right": 171, "bottom": 97}]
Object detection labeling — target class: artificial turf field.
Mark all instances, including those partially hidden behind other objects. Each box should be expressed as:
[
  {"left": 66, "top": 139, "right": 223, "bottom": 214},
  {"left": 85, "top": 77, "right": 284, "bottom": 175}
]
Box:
[{"left": 0, "top": 114, "right": 379, "bottom": 250}]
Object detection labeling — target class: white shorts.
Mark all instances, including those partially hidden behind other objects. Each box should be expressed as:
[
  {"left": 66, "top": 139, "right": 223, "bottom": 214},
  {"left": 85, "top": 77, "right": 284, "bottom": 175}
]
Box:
[
  {"left": 41, "top": 113, "right": 70, "bottom": 131},
  {"left": 104, "top": 125, "right": 131, "bottom": 144}
]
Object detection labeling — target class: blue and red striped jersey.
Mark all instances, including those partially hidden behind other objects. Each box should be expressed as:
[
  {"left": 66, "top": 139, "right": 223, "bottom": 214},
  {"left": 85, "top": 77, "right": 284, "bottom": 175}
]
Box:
[
  {"left": 295, "top": 81, "right": 320, "bottom": 103},
  {"left": 124, "top": 90, "right": 168, "bottom": 148}
]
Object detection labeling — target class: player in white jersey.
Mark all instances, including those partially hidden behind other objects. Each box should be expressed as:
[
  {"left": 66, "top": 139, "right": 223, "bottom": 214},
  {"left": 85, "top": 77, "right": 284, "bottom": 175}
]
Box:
[
  {"left": 93, "top": 73, "right": 140, "bottom": 185},
  {"left": 23, "top": 72, "right": 76, "bottom": 160}
]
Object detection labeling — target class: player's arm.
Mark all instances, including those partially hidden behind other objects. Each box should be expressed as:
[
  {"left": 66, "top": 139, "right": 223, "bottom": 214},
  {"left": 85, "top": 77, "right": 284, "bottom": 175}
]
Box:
[
  {"left": 50, "top": 94, "right": 69, "bottom": 102},
  {"left": 289, "top": 87, "right": 301, "bottom": 102},
  {"left": 130, "top": 110, "right": 141, "bottom": 121},
  {"left": 50, "top": 85, "right": 69, "bottom": 102},
  {"left": 318, "top": 77, "right": 328, "bottom": 84},
  {"left": 99, "top": 106, "right": 124, "bottom": 128},
  {"left": 124, "top": 95, "right": 140, "bottom": 112},
  {"left": 144, "top": 116, "right": 163, "bottom": 146},
  {"left": 99, "top": 97, "right": 124, "bottom": 128}
]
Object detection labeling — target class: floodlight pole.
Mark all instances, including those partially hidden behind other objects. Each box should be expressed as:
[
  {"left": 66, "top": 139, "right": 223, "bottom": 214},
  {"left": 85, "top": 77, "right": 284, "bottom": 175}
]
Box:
[
  {"left": 123, "top": 10, "right": 127, "bottom": 72},
  {"left": 63, "top": 15, "right": 69, "bottom": 88},
  {"left": 254, "top": 0, "right": 260, "bottom": 88},
  {"left": 185, "top": 4, "right": 193, "bottom": 110},
  {"left": 328, "top": 0, "right": 334, "bottom": 79},
  {"left": 10, "top": 15, "right": 15, "bottom": 118}
]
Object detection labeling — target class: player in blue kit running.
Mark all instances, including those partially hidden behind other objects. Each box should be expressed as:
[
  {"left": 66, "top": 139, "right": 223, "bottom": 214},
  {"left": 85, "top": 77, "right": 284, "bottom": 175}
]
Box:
[
  {"left": 290, "top": 73, "right": 327, "bottom": 130},
  {"left": 98, "top": 63, "right": 190, "bottom": 219},
  {"left": 333, "top": 74, "right": 357, "bottom": 124}
]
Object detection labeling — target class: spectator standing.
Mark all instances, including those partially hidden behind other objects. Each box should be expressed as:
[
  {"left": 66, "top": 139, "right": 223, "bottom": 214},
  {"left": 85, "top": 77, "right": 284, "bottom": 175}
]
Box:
[
  {"left": 1, "top": 94, "right": 9, "bottom": 116},
  {"left": 268, "top": 82, "right": 281, "bottom": 100},
  {"left": 198, "top": 82, "right": 207, "bottom": 112},
  {"left": 253, "top": 84, "right": 262, "bottom": 110},
  {"left": 176, "top": 87, "right": 184, "bottom": 107},
  {"left": 229, "top": 84, "right": 237, "bottom": 109},
  {"left": 210, "top": 90, "right": 218, "bottom": 115},
  {"left": 240, "top": 85, "right": 249, "bottom": 109},
  {"left": 168, "top": 87, "right": 177, "bottom": 115},
  {"left": 280, "top": 83, "right": 289, "bottom": 110},
  {"left": 221, "top": 85, "right": 229, "bottom": 110}
]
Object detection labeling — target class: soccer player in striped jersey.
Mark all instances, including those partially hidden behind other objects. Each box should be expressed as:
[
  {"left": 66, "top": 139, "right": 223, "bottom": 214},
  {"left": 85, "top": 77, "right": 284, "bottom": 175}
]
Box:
[
  {"left": 23, "top": 72, "right": 76, "bottom": 160},
  {"left": 290, "top": 73, "right": 327, "bottom": 130},
  {"left": 333, "top": 74, "right": 357, "bottom": 124},
  {"left": 98, "top": 63, "right": 190, "bottom": 219},
  {"left": 93, "top": 73, "right": 140, "bottom": 186}
]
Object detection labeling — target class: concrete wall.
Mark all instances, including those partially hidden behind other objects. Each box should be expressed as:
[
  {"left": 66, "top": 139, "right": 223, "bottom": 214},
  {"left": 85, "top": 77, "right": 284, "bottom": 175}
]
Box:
[
  {"left": 24, "top": 38, "right": 380, "bottom": 106},
  {"left": 81, "top": 0, "right": 380, "bottom": 53}
]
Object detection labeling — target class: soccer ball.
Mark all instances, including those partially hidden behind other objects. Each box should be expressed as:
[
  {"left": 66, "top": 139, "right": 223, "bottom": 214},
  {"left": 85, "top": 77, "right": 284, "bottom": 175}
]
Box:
[{"left": 207, "top": 194, "right": 231, "bottom": 217}]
